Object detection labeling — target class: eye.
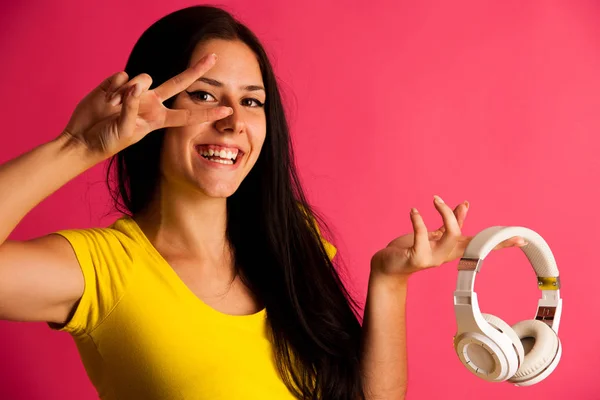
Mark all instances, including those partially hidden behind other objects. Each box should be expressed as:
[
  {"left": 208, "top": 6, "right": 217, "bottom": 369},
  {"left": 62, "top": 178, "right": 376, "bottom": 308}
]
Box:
[
  {"left": 186, "top": 91, "right": 216, "bottom": 102},
  {"left": 242, "top": 98, "right": 265, "bottom": 108}
]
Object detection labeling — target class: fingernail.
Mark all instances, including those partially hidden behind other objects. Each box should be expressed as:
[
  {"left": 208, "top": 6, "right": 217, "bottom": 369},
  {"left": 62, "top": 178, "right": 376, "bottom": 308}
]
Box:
[
  {"left": 434, "top": 195, "right": 444, "bottom": 204},
  {"left": 110, "top": 93, "right": 122, "bottom": 106},
  {"left": 211, "top": 53, "right": 218, "bottom": 61},
  {"left": 518, "top": 239, "right": 528, "bottom": 246},
  {"left": 411, "top": 207, "right": 418, "bottom": 214},
  {"left": 464, "top": 201, "right": 470, "bottom": 210},
  {"left": 216, "top": 107, "right": 233, "bottom": 117}
]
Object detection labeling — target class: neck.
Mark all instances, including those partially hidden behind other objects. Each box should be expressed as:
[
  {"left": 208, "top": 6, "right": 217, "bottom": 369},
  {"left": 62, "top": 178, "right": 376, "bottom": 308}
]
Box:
[{"left": 134, "top": 181, "right": 230, "bottom": 263}]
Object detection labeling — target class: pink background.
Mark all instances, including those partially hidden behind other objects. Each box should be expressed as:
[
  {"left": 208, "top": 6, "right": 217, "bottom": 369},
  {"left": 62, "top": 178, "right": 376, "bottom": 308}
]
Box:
[{"left": 0, "top": 0, "right": 596, "bottom": 399}]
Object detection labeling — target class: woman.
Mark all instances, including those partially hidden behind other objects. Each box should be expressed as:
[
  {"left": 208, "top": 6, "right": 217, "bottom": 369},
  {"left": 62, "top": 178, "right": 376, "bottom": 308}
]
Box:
[{"left": 0, "top": 5, "right": 525, "bottom": 400}]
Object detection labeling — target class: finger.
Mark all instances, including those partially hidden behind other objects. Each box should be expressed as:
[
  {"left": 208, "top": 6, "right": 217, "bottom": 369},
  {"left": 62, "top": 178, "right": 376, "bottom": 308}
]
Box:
[
  {"left": 153, "top": 53, "right": 217, "bottom": 102},
  {"left": 99, "top": 71, "right": 126, "bottom": 92},
  {"left": 493, "top": 236, "right": 528, "bottom": 250},
  {"left": 456, "top": 200, "right": 469, "bottom": 229},
  {"left": 116, "top": 84, "right": 142, "bottom": 138},
  {"left": 445, "top": 235, "right": 473, "bottom": 262},
  {"left": 438, "top": 201, "right": 469, "bottom": 233},
  {"left": 109, "top": 73, "right": 153, "bottom": 106},
  {"left": 458, "top": 235, "right": 474, "bottom": 247},
  {"left": 437, "top": 203, "right": 461, "bottom": 233},
  {"left": 162, "top": 106, "right": 233, "bottom": 128},
  {"left": 433, "top": 195, "right": 462, "bottom": 257},
  {"left": 104, "top": 71, "right": 129, "bottom": 102},
  {"left": 410, "top": 208, "right": 431, "bottom": 257}
]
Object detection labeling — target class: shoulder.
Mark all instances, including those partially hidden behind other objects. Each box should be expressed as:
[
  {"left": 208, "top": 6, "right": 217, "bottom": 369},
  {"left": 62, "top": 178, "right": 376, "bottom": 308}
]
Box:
[
  {"left": 53, "top": 216, "right": 142, "bottom": 258},
  {"left": 49, "top": 216, "right": 144, "bottom": 334}
]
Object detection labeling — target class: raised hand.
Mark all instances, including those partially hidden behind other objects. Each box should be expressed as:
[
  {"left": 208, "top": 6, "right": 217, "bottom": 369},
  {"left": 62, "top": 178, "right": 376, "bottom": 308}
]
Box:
[
  {"left": 370, "top": 196, "right": 527, "bottom": 277},
  {"left": 60, "top": 53, "right": 233, "bottom": 161}
]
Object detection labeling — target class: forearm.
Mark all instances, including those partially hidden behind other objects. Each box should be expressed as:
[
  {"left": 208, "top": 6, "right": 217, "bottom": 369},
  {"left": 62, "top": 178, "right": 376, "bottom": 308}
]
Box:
[
  {"left": 360, "top": 270, "right": 409, "bottom": 399},
  {"left": 0, "top": 134, "right": 98, "bottom": 244}
]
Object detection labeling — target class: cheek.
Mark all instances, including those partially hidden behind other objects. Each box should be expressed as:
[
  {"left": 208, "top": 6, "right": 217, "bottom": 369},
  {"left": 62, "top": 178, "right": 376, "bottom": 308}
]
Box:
[
  {"left": 249, "top": 134, "right": 266, "bottom": 165},
  {"left": 159, "top": 132, "right": 179, "bottom": 174},
  {"left": 161, "top": 128, "right": 194, "bottom": 169},
  {"left": 163, "top": 127, "right": 189, "bottom": 153},
  {"left": 248, "top": 116, "right": 267, "bottom": 151}
]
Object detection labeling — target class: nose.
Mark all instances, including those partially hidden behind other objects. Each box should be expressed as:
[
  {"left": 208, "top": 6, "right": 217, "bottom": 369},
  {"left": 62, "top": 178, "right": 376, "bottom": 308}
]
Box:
[{"left": 215, "top": 102, "right": 245, "bottom": 135}]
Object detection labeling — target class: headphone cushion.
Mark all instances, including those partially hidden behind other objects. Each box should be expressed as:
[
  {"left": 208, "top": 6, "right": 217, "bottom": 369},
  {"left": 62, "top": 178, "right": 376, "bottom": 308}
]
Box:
[
  {"left": 482, "top": 313, "right": 525, "bottom": 364},
  {"left": 510, "top": 319, "right": 559, "bottom": 381}
]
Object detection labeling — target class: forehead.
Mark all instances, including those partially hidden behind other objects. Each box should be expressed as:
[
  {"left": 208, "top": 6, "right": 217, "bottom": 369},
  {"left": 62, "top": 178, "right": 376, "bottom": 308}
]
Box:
[{"left": 189, "top": 39, "right": 263, "bottom": 84}]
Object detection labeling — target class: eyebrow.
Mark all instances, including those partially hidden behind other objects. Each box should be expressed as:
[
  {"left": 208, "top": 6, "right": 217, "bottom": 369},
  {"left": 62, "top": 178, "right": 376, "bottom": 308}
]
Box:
[{"left": 197, "top": 77, "right": 265, "bottom": 92}]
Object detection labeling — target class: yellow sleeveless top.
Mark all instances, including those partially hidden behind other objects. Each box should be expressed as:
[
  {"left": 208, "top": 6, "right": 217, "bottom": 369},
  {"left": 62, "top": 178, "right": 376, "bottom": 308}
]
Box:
[{"left": 50, "top": 216, "right": 336, "bottom": 400}]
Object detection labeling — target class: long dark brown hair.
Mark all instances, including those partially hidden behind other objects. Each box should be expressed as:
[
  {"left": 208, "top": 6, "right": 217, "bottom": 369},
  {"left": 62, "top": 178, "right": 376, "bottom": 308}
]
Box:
[{"left": 106, "top": 6, "right": 365, "bottom": 399}]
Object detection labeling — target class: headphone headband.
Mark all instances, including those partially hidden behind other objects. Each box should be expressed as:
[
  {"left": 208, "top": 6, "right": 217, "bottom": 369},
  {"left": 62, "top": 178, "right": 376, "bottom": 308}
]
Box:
[{"left": 461, "top": 226, "right": 559, "bottom": 278}]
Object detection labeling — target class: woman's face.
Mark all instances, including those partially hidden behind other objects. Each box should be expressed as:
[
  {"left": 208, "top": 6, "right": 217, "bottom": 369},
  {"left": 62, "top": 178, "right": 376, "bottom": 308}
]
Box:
[{"left": 161, "top": 39, "right": 267, "bottom": 199}]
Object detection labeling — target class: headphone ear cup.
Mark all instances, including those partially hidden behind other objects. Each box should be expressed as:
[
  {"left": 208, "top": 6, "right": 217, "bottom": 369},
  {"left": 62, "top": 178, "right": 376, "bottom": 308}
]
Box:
[
  {"left": 508, "top": 319, "right": 559, "bottom": 384},
  {"left": 481, "top": 313, "right": 525, "bottom": 366}
]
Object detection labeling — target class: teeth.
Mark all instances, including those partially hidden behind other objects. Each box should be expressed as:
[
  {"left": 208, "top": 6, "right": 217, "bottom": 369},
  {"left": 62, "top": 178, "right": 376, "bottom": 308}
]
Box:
[
  {"left": 207, "top": 158, "right": 233, "bottom": 165},
  {"left": 198, "top": 146, "right": 239, "bottom": 160},
  {"left": 197, "top": 146, "right": 239, "bottom": 163}
]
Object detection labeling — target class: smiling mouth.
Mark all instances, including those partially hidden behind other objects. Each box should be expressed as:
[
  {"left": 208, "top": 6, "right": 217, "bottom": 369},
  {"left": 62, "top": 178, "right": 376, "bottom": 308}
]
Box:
[{"left": 195, "top": 145, "right": 241, "bottom": 165}]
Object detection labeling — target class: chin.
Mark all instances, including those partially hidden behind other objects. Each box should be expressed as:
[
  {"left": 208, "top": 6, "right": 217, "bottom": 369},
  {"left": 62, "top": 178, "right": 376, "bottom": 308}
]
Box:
[{"left": 197, "top": 180, "right": 241, "bottom": 199}]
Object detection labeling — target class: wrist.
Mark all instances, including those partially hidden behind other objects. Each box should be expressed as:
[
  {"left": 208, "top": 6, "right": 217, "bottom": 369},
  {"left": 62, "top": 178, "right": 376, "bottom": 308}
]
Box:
[
  {"left": 368, "top": 268, "right": 410, "bottom": 291},
  {"left": 53, "top": 131, "right": 107, "bottom": 167}
]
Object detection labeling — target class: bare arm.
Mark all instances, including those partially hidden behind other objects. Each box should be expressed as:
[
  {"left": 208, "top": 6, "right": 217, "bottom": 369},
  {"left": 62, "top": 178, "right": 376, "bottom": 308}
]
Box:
[
  {"left": 360, "top": 272, "right": 409, "bottom": 400},
  {"left": 359, "top": 200, "right": 465, "bottom": 400},
  {"left": 0, "top": 136, "right": 98, "bottom": 324},
  {"left": 0, "top": 136, "right": 98, "bottom": 245},
  {"left": 0, "top": 235, "right": 83, "bottom": 324}
]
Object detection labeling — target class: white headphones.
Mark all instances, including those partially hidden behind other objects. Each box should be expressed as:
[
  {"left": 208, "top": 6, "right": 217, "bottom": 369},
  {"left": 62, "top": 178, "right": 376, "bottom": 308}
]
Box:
[{"left": 453, "top": 226, "right": 562, "bottom": 386}]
